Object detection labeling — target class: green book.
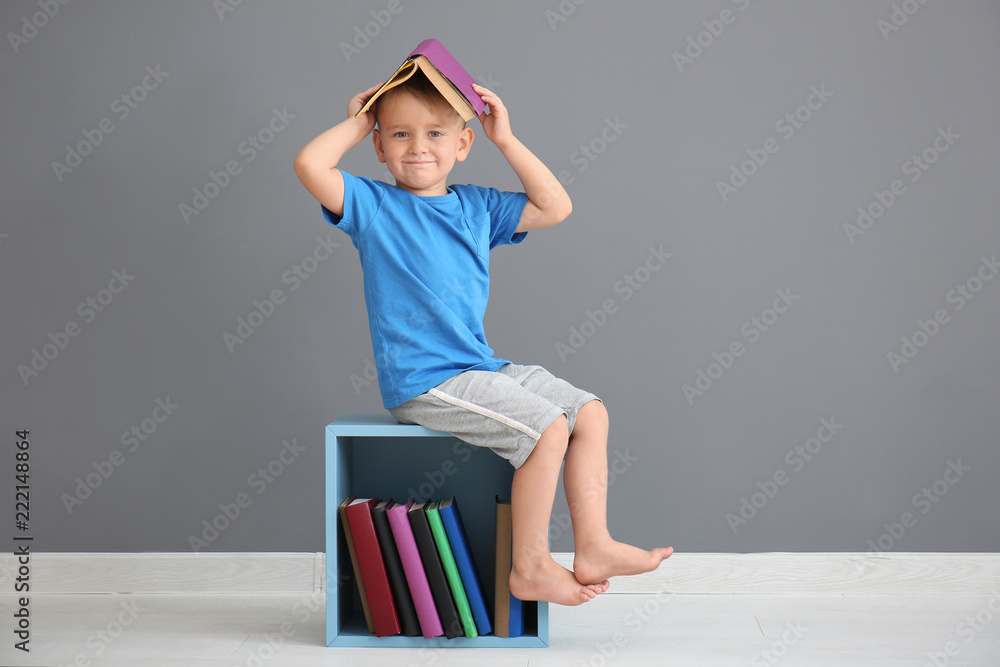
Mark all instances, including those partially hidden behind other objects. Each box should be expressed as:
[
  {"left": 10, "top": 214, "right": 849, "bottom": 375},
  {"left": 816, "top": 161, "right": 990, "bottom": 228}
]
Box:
[{"left": 426, "top": 501, "right": 477, "bottom": 638}]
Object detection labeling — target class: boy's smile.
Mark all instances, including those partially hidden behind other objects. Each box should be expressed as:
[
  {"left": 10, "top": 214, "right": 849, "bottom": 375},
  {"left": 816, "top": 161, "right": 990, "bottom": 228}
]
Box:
[{"left": 373, "top": 91, "right": 473, "bottom": 197}]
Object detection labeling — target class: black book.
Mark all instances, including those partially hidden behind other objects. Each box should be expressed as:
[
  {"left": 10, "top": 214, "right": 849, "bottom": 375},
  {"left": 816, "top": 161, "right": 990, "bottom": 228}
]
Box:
[
  {"left": 372, "top": 499, "right": 421, "bottom": 637},
  {"left": 408, "top": 500, "right": 464, "bottom": 639}
]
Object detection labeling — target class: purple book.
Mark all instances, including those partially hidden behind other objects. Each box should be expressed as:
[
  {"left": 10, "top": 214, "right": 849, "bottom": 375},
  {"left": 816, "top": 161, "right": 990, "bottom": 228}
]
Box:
[
  {"left": 408, "top": 38, "right": 486, "bottom": 116},
  {"left": 357, "top": 38, "right": 485, "bottom": 121},
  {"left": 387, "top": 500, "right": 444, "bottom": 638}
]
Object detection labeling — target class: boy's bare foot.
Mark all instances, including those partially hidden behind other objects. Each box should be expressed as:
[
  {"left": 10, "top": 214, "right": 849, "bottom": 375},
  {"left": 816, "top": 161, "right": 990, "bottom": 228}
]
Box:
[
  {"left": 510, "top": 557, "right": 609, "bottom": 606},
  {"left": 573, "top": 538, "right": 673, "bottom": 586}
]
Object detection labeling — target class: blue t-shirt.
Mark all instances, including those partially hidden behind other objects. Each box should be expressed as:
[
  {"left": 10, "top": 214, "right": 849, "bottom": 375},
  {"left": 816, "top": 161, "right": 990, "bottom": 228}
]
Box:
[{"left": 323, "top": 171, "right": 529, "bottom": 408}]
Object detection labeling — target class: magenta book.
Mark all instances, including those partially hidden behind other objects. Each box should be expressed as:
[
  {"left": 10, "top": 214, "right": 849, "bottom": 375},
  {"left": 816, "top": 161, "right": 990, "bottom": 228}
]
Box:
[
  {"left": 387, "top": 500, "right": 444, "bottom": 638},
  {"left": 356, "top": 38, "right": 485, "bottom": 121},
  {"left": 407, "top": 38, "right": 486, "bottom": 116}
]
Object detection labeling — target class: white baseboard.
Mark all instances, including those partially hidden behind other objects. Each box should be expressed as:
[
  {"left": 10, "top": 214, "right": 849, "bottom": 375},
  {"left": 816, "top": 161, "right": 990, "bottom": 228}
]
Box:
[
  {"left": 1, "top": 552, "right": 995, "bottom": 596},
  {"left": 1, "top": 552, "right": 323, "bottom": 595},
  {"left": 555, "top": 552, "right": 999, "bottom": 595}
]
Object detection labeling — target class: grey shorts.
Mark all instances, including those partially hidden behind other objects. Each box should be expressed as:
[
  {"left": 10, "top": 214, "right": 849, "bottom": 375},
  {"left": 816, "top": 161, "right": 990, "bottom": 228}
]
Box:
[{"left": 388, "top": 363, "right": 601, "bottom": 469}]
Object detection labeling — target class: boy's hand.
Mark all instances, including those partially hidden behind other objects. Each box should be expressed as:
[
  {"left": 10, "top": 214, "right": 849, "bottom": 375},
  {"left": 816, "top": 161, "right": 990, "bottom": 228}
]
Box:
[
  {"left": 348, "top": 83, "right": 384, "bottom": 136},
  {"left": 474, "top": 83, "right": 513, "bottom": 148},
  {"left": 293, "top": 82, "right": 384, "bottom": 218},
  {"left": 473, "top": 82, "right": 572, "bottom": 232}
]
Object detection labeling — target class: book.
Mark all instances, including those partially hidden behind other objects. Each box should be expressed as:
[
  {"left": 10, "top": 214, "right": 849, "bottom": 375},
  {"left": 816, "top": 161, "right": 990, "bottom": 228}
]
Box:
[
  {"left": 372, "top": 499, "right": 421, "bottom": 637},
  {"left": 355, "top": 38, "right": 485, "bottom": 122},
  {"left": 426, "top": 501, "right": 477, "bottom": 638},
  {"left": 408, "top": 501, "right": 463, "bottom": 639},
  {"left": 338, "top": 496, "right": 374, "bottom": 634},
  {"left": 344, "top": 498, "right": 400, "bottom": 637},
  {"left": 387, "top": 500, "right": 443, "bottom": 639},
  {"left": 493, "top": 496, "right": 523, "bottom": 638},
  {"left": 438, "top": 497, "right": 492, "bottom": 636}
]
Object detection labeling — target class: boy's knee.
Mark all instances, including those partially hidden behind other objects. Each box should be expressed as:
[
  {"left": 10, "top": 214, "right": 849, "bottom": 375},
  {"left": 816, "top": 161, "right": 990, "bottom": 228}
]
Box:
[
  {"left": 545, "top": 414, "right": 569, "bottom": 439},
  {"left": 539, "top": 414, "right": 569, "bottom": 452},
  {"left": 577, "top": 399, "right": 608, "bottom": 432}
]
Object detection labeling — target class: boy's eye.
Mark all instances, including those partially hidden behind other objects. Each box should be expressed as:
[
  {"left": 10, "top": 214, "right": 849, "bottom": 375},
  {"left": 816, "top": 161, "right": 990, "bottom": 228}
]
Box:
[
  {"left": 393, "top": 132, "right": 408, "bottom": 138},
  {"left": 429, "top": 131, "right": 443, "bottom": 137}
]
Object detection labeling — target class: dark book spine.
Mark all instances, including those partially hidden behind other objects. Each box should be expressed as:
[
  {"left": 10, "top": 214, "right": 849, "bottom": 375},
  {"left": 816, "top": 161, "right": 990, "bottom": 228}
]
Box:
[
  {"left": 372, "top": 502, "right": 421, "bottom": 637},
  {"left": 409, "top": 505, "right": 464, "bottom": 639}
]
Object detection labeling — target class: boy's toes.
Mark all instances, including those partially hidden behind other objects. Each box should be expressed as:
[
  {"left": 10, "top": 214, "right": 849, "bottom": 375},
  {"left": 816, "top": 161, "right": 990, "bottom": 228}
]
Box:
[{"left": 586, "top": 580, "right": 609, "bottom": 595}]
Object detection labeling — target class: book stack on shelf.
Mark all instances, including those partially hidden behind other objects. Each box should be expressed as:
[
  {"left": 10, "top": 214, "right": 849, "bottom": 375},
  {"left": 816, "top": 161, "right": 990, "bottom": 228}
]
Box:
[
  {"left": 325, "top": 413, "right": 548, "bottom": 647},
  {"left": 339, "top": 495, "right": 523, "bottom": 640}
]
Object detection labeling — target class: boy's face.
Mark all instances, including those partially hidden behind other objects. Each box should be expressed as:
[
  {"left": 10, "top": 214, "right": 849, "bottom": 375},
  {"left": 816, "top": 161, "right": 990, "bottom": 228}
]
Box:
[{"left": 372, "top": 90, "right": 473, "bottom": 197}]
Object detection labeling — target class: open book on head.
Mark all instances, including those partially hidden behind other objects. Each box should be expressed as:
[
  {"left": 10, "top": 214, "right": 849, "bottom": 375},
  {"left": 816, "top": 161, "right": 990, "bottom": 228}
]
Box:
[{"left": 356, "top": 38, "right": 486, "bottom": 122}]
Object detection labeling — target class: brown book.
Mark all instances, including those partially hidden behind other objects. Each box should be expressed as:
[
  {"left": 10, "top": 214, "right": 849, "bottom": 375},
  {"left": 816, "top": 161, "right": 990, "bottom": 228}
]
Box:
[
  {"left": 494, "top": 496, "right": 513, "bottom": 637},
  {"left": 338, "top": 496, "right": 374, "bottom": 634}
]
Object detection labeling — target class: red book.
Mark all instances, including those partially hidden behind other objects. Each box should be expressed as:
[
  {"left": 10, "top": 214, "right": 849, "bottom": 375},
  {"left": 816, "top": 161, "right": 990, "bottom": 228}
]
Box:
[{"left": 344, "top": 498, "right": 401, "bottom": 637}]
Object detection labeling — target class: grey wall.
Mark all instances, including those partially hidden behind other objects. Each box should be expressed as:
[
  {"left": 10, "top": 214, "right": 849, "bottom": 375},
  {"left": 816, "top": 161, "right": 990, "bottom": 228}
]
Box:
[{"left": 2, "top": 1, "right": 998, "bottom": 555}]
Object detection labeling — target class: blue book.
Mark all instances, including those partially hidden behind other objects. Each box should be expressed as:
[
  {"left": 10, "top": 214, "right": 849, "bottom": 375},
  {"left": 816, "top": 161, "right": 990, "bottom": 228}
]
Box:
[
  {"left": 508, "top": 591, "right": 524, "bottom": 638},
  {"left": 438, "top": 497, "right": 492, "bottom": 635}
]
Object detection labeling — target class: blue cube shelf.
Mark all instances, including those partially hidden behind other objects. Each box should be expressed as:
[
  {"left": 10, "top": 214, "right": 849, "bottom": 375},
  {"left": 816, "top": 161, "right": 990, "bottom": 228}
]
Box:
[{"left": 325, "top": 413, "right": 549, "bottom": 648}]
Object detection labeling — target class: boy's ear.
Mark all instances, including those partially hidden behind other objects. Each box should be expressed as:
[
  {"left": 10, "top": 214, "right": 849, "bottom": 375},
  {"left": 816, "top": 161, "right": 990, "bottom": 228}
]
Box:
[
  {"left": 455, "top": 125, "right": 474, "bottom": 163},
  {"left": 371, "top": 128, "right": 387, "bottom": 163}
]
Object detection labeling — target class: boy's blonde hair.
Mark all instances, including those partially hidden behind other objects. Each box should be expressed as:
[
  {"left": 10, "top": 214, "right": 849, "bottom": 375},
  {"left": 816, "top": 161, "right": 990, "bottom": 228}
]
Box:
[{"left": 374, "top": 69, "right": 465, "bottom": 128}]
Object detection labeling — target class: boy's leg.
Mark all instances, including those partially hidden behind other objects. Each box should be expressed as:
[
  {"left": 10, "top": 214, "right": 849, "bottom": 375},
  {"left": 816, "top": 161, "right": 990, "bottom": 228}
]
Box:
[
  {"left": 509, "top": 414, "right": 608, "bottom": 605},
  {"left": 565, "top": 400, "right": 673, "bottom": 586}
]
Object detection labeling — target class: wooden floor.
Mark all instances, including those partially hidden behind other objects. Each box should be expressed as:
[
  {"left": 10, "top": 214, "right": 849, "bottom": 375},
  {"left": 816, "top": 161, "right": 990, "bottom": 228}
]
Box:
[
  {"left": 9, "top": 590, "right": 1000, "bottom": 666},
  {"left": 4, "top": 553, "right": 999, "bottom": 665}
]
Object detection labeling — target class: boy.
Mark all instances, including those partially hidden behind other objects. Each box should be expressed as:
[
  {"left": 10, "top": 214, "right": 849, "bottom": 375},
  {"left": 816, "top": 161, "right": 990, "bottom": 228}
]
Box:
[{"left": 294, "top": 71, "right": 671, "bottom": 605}]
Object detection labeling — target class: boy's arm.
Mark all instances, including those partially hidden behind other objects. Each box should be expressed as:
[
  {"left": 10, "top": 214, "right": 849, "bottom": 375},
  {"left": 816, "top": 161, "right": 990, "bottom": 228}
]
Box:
[
  {"left": 293, "top": 84, "right": 381, "bottom": 218},
  {"left": 473, "top": 84, "right": 572, "bottom": 233}
]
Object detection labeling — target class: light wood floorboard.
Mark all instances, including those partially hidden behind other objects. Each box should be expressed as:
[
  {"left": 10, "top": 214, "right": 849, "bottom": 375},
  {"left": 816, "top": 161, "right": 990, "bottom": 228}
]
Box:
[{"left": 5, "top": 591, "right": 1000, "bottom": 666}]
